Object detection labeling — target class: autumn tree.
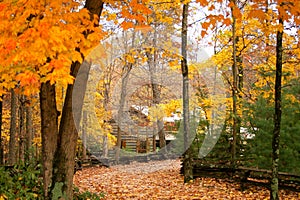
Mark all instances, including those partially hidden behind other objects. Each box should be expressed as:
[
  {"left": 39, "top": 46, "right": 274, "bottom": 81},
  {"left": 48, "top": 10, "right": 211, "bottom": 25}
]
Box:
[
  {"left": 47, "top": 3, "right": 104, "bottom": 199},
  {"left": 230, "top": 0, "right": 239, "bottom": 167},
  {"left": 142, "top": 1, "right": 183, "bottom": 152},
  {"left": 0, "top": 96, "right": 3, "bottom": 164},
  {"left": 0, "top": 0, "right": 104, "bottom": 198},
  {"left": 270, "top": 2, "right": 283, "bottom": 199},
  {"left": 209, "top": 0, "right": 300, "bottom": 198},
  {"left": 146, "top": 46, "right": 167, "bottom": 151},
  {"left": 25, "top": 99, "right": 33, "bottom": 161},
  {"left": 8, "top": 90, "right": 17, "bottom": 166},
  {"left": 181, "top": 2, "right": 194, "bottom": 183}
]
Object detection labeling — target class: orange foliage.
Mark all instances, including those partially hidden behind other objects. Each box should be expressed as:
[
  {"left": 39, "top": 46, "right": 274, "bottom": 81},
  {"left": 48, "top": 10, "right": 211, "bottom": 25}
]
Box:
[{"left": 0, "top": 0, "right": 103, "bottom": 96}]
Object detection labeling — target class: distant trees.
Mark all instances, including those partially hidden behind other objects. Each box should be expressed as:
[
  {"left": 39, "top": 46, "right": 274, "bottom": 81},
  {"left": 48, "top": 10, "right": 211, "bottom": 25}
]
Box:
[{"left": 209, "top": 0, "right": 300, "bottom": 199}]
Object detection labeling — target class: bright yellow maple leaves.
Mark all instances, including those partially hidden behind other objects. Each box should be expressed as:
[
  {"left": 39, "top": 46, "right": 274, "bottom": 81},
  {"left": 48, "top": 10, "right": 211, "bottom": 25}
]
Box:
[
  {"left": 210, "top": 0, "right": 300, "bottom": 130},
  {"left": 0, "top": 0, "right": 103, "bottom": 96}
]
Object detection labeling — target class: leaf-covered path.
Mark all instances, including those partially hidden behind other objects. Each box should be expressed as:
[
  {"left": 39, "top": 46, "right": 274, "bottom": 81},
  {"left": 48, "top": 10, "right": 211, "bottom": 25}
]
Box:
[{"left": 74, "top": 159, "right": 299, "bottom": 199}]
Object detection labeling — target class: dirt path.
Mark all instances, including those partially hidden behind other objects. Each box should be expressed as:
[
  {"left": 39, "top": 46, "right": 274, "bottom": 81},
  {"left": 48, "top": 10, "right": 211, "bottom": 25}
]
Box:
[{"left": 74, "top": 159, "right": 299, "bottom": 199}]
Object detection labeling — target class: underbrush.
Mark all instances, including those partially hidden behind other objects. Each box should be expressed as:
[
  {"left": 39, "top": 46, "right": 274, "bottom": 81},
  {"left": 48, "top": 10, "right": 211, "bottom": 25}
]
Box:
[
  {"left": 0, "top": 162, "right": 104, "bottom": 200},
  {"left": 0, "top": 162, "right": 43, "bottom": 199}
]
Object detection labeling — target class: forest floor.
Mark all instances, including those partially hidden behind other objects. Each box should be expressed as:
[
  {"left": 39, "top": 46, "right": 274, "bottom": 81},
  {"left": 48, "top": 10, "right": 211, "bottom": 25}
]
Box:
[{"left": 74, "top": 159, "right": 299, "bottom": 199}]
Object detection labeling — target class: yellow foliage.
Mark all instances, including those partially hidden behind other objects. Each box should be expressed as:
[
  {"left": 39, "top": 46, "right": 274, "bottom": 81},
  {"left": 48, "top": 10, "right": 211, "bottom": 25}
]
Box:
[
  {"left": 32, "top": 137, "right": 42, "bottom": 147},
  {"left": 148, "top": 104, "right": 165, "bottom": 121},
  {"left": 0, "top": 0, "right": 104, "bottom": 96},
  {"left": 161, "top": 99, "right": 182, "bottom": 116}
]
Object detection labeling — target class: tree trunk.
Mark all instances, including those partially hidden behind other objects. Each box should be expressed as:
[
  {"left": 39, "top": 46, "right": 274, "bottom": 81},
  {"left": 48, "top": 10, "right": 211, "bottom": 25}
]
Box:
[
  {"left": 102, "top": 81, "right": 111, "bottom": 158},
  {"left": 270, "top": 17, "right": 283, "bottom": 200},
  {"left": 116, "top": 125, "right": 122, "bottom": 161},
  {"left": 0, "top": 96, "right": 3, "bottom": 165},
  {"left": 237, "top": 51, "right": 243, "bottom": 153},
  {"left": 151, "top": 83, "right": 165, "bottom": 151},
  {"left": 40, "top": 82, "right": 59, "bottom": 199},
  {"left": 116, "top": 29, "right": 136, "bottom": 161},
  {"left": 50, "top": 60, "right": 92, "bottom": 199},
  {"left": 102, "top": 134, "right": 108, "bottom": 157},
  {"left": 82, "top": 110, "right": 87, "bottom": 160},
  {"left": 25, "top": 100, "right": 33, "bottom": 161},
  {"left": 230, "top": 0, "right": 238, "bottom": 167},
  {"left": 116, "top": 64, "right": 131, "bottom": 162},
  {"left": 39, "top": 1, "right": 103, "bottom": 199},
  {"left": 146, "top": 22, "right": 166, "bottom": 151},
  {"left": 18, "top": 96, "right": 26, "bottom": 163},
  {"left": 152, "top": 131, "right": 156, "bottom": 152},
  {"left": 146, "top": 51, "right": 166, "bottom": 151},
  {"left": 181, "top": 3, "right": 193, "bottom": 183},
  {"left": 157, "top": 120, "right": 166, "bottom": 150},
  {"left": 8, "top": 89, "right": 18, "bottom": 165}
]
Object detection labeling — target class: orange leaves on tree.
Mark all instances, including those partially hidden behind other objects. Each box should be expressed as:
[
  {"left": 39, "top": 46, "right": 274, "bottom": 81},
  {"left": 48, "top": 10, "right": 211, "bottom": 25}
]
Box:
[
  {"left": 208, "top": 4, "right": 215, "bottom": 11},
  {"left": 223, "top": 18, "right": 232, "bottom": 26},
  {"left": 17, "top": 71, "right": 39, "bottom": 87},
  {"left": 3, "top": 38, "right": 17, "bottom": 53},
  {"left": 38, "top": 22, "right": 51, "bottom": 39},
  {"left": 0, "top": 3, "right": 7, "bottom": 12},
  {"left": 231, "top": 6, "right": 242, "bottom": 19},
  {"left": 201, "top": 30, "right": 206, "bottom": 38},
  {"left": 201, "top": 22, "right": 210, "bottom": 30},
  {"left": 196, "top": 0, "right": 209, "bottom": 7},
  {"left": 118, "top": 0, "right": 152, "bottom": 29},
  {"left": 135, "top": 24, "right": 152, "bottom": 33},
  {"left": 0, "top": 0, "right": 104, "bottom": 95},
  {"left": 106, "top": 13, "right": 117, "bottom": 21},
  {"left": 16, "top": 70, "right": 40, "bottom": 96},
  {"left": 121, "top": 21, "right": 135, "bottom": 30},
  {"left": 199, "top": 14, "right": 231, "bottom": 38},
  {"left": 42, "top": 58, "right": 74, "bottom": 86},
  {"left": 120, "top": 9, "right": 133, "bottom": 20},
  {"left": 129, "top": 0, "right": 152, "bottom": 15},
  {"left": 247, "top": 9, "right": 266, "bottom": 21}
]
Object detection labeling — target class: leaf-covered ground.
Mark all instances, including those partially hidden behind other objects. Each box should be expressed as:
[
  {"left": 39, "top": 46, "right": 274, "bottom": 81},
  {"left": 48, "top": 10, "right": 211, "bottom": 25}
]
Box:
[{"left": 74, "top": 159, "right": 299, "bottom": 199}]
